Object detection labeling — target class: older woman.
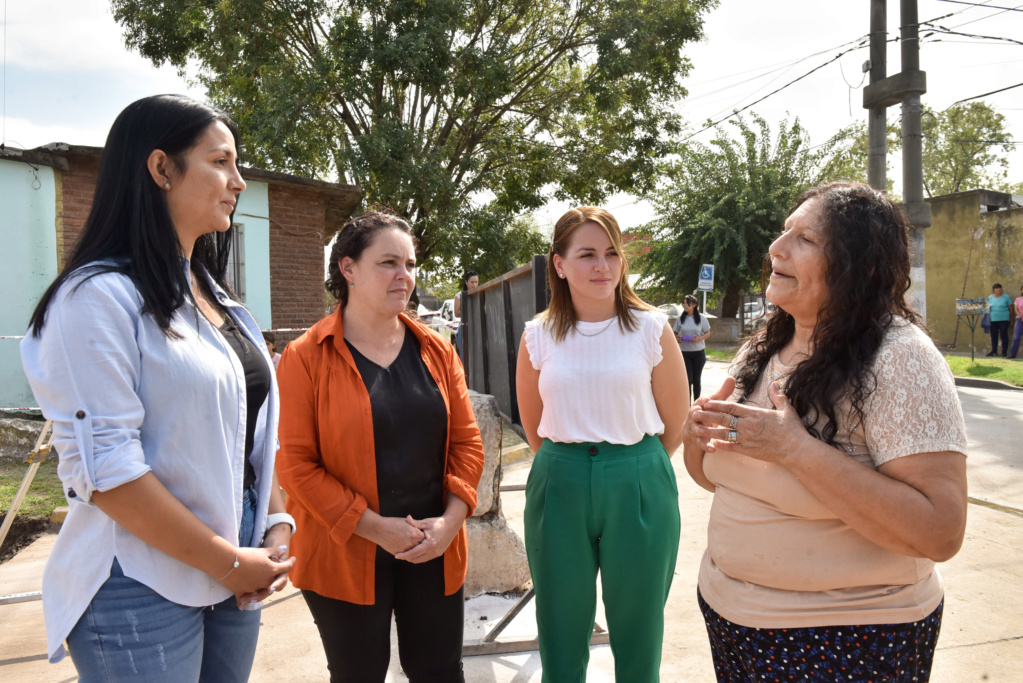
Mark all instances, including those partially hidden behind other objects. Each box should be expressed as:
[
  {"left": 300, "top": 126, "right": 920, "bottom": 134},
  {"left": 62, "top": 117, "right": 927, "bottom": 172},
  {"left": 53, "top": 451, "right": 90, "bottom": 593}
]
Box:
[
  {"left": 276, "top": 211, "right": 485, "bottom": 682},
  {"left": 684, "top": 183, "right": 968, "bottom": 682}
]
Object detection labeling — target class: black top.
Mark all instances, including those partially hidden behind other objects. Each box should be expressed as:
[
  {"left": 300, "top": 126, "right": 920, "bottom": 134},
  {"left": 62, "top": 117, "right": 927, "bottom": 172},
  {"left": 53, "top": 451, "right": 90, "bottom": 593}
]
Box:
[
  {"left": 346, "top": 327, "right": 448, "bottom": 519},
  {"left": 217, "top": 313, "right": 272, "bottom": 490}
]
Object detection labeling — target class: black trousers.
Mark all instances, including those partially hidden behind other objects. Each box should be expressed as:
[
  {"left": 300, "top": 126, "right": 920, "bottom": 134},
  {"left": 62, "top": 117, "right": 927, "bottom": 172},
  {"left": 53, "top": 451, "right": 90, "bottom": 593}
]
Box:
[
  {"left": 302, "top": 548, "right": 465, "bottom": 683},
  {"left": 682, "top": 349, "right": 708, "bottom": 401},
  {"left": 991, "top": 319, "right": 1010, "bottom": 355}
]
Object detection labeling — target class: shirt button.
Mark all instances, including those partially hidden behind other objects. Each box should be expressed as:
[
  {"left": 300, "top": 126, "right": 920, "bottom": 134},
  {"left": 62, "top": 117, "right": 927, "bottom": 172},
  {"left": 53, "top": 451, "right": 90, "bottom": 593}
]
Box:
[
  {"left": 75, "top": 410, "right": 86, "bottom": 419},
  {"left": 67, "top": 489, "right": 77, "bottom": 498},
  {"left": 588, "top": 446, "right": 599, "bottom": 456}
]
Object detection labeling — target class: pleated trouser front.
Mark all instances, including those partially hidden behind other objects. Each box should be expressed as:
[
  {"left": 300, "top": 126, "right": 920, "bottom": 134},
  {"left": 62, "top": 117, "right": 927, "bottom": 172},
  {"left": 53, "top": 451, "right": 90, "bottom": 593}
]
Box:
[{"left": 524, "top": 434, "right": 681, "bottom": 683}]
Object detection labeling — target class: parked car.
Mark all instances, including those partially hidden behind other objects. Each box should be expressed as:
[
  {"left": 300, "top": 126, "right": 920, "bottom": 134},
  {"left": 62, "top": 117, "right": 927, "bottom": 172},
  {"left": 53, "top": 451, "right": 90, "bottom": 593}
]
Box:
[
  {"left": 737, "top": 300, "right": 776, "bottom": 331},
  {"left": 658, "top": 303, "right": 716, "bottom": 332},
  {"left": 439, "top": 298, "right": 457, "bottom": 324},
  {"left": 417, "top": 303, "right": 457, "bottom": 341}
]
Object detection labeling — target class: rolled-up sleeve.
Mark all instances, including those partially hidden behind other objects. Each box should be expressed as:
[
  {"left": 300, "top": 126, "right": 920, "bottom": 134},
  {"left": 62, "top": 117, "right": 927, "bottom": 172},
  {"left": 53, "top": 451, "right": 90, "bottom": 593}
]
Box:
[
  {"left": 275, "top": 346, "right": 369, "bottom": 546},
  {"left": 441, "top": 343, "right": 484, "bottom": 517},
  {"left": 21, "top": 277, "right": 149, "bottom": 505}
]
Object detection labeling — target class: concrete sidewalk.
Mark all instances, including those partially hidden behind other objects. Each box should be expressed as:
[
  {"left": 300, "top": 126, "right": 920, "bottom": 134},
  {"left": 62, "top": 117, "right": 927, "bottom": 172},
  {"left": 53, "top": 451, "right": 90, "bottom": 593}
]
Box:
[{"left": 2, "top": 363, "right": 1021, "bottom": 681}]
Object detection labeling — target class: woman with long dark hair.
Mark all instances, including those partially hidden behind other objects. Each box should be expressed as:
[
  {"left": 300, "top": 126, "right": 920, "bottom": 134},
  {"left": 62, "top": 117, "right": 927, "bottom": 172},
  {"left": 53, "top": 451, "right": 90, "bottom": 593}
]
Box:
[
  {"left": 21, "top": 95, "right": 294, "bottom": 681},
  {"left": 276, "top": 211, "right": 485, "bottom": 682},
  {"left": 683, "top": 183, "right": 968, "bottom": 681},
  {"left": 673, "top": 294, "right": 712, "bottom": 401},
  {"left": 516, "top": 207, "right": 687, "bottom": 682}
]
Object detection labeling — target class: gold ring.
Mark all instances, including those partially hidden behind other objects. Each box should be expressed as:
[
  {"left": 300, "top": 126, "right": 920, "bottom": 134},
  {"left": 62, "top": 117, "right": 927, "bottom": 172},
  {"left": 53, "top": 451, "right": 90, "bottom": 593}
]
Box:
[
  {"left": 729, "top": 415, "right": 739, "bottom": 429},
  {"left": 727, "top": 430, "right": 738, "bottom": 444}
]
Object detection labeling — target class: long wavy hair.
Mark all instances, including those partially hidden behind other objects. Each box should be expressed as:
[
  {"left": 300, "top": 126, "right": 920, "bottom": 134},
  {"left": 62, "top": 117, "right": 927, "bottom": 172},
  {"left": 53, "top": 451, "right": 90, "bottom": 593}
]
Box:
[
  {"left": 539, "top": 206, "right": 656, "bottom": 342},
  {"left": 29, "top": 95, "right": 241, "bottom": 337},
  {"left": 734, "top": 183, "right": 922, "bottom": 445}
]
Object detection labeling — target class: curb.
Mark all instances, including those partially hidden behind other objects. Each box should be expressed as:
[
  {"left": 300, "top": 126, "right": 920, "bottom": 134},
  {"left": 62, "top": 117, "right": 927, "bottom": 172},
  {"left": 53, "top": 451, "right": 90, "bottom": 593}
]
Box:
[{"left": 953, "top": 376, "right": 1023, "bottom": 392}]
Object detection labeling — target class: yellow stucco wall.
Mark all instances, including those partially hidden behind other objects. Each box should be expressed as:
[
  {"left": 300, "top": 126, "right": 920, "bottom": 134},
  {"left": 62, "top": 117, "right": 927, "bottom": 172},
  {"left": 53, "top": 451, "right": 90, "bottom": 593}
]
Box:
[{"left": 925, "top": 192, "right": 1023, "bottom": 348}]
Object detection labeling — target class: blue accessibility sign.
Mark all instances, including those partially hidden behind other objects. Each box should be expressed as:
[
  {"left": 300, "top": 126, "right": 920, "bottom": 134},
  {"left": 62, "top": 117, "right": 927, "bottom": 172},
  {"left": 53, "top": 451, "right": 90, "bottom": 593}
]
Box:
[{"left": 698, "top": 264, "right": 714, "bottom": 292}]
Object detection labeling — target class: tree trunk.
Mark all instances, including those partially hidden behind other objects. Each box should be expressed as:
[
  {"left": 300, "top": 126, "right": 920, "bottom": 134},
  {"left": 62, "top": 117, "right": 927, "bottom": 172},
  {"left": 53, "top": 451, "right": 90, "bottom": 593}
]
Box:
[{"left": 721, "top": 282, "right": 742, "bottom": 318}]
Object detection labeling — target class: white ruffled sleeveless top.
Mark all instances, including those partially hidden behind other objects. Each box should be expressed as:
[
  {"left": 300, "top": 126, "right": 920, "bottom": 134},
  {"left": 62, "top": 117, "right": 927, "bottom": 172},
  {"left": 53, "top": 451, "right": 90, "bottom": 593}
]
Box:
[{"left": 523, "top": 308, "right": 668, "bottom": 445}]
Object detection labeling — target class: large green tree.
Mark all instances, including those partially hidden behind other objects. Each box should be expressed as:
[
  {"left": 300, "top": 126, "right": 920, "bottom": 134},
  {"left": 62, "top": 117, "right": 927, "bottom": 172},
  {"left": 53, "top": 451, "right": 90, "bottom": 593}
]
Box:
[
  {"left": 920, "top": 102, "right": 1015, "bottom": 197},
  {"left": 112, "top": 0, "right": 716, "bottom": 277},
  {"left": 641, "top": 114, "right": 834, "bottom": 316},
  {"left": 821, "top": 102, "right": 1015, "bottom": 198}
]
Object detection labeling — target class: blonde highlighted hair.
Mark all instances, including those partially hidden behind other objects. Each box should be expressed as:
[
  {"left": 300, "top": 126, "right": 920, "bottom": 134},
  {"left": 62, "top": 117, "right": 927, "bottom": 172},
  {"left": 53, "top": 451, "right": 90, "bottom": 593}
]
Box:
[{"left": 539, "top": 206, "right": 656, "bottom": 342}]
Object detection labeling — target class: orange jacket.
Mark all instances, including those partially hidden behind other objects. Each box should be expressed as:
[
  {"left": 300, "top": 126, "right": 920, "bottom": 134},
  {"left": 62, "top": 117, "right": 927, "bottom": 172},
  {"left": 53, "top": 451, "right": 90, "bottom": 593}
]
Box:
[{"left": 275, "top": 311, "right": 485, "bottom": 604}]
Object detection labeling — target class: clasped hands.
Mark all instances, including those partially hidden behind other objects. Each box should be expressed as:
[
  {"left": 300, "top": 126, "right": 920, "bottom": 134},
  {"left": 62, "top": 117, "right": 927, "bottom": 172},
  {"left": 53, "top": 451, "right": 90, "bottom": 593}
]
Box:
[
  {"left": 684, "top": 376, "right": 811, "bottom": 466},
  {"left": 369, "top": 513, "right": 460, "bottom": 564},
  {"left": 224, "top": 523, "right": 295, "bottom": 610}
]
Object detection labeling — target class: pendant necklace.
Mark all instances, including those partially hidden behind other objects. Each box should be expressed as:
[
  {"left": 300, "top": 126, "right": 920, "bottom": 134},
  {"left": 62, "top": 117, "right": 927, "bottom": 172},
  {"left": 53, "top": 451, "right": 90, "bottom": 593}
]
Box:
[{"left": 576, "top": 316, "right": 617, "bottom": 337}]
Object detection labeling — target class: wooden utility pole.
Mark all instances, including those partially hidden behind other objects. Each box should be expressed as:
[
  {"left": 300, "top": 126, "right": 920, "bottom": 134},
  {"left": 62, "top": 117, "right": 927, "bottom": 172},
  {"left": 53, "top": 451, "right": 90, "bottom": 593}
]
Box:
[{"left": 863, "top": 0, "right": 930, "bottom": 322}]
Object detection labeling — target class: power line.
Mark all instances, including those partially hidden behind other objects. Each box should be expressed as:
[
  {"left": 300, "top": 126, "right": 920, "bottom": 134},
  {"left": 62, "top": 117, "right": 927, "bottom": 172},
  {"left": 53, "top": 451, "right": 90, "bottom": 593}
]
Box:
[
  {"left": 922, "top": 25, "right": 1023, "bottom": 47},
  {"left": 686, "top": 35, "right": 869, "bottom": 90},
  {"left": 936, "top": 0, "right": 1023, "bottom": 12},
  {"left": 947, "top": 1, "right": 1023, "bottom": 28},
  {"left": 681, "top": 40, "right": 871, "bottom": 142},
  {"left": 946, "top": 81, "right": 1023, "bottom": 108}
]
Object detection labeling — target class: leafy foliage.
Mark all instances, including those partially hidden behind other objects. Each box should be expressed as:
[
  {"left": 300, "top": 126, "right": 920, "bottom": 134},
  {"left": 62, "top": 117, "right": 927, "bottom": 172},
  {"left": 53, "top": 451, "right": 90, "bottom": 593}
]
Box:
[
  {"left": 111, "top": 0, "right": 716, "bottom": 282},
  {"left": 919, "top": 102, "right": 1015, "bottom": 197},
  {"left": 820, "top": 121, "right": 899, "bottom": 197},
  {"left": 641, "top": 114, "right": 833, "bottom": 316},
  {"left": 821, "top": 102, "right": 1016, "bottom": 198}
]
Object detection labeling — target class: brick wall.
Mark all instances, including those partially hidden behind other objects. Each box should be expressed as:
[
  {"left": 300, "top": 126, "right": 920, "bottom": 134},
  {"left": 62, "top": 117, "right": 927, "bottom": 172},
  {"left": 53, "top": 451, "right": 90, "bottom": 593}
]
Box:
[
  {"left": 622, "top": 231, "right": 653, "bottom": 255},
  {"left": 268, "top": 185, "right": 328, "bottom": 341},
  {"left": 50, "top": 154, "right": 331, "bottom": 342},
  {"left": 55, "top": 154, "right": 100, "bottom": 268}
]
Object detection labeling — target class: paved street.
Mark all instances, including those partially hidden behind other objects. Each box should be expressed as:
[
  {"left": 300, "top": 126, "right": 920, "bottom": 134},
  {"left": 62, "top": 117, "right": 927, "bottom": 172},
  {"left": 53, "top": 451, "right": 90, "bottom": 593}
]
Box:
[{"left": 1, "top": 361, "right": 1021, "bottom": 681}]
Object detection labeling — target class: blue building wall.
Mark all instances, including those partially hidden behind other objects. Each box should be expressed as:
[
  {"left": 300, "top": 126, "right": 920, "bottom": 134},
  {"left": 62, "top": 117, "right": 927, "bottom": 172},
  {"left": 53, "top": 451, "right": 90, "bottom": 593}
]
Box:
[{"left": 0, "top": 160, "right": 58, "bottom": 412}]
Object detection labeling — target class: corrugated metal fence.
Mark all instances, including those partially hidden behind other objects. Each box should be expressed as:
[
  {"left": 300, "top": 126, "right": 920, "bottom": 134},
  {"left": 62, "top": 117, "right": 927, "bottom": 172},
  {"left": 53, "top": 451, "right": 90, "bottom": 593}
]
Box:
[{"left": 461, "top": 255, "right": 549, "bottom": 425}]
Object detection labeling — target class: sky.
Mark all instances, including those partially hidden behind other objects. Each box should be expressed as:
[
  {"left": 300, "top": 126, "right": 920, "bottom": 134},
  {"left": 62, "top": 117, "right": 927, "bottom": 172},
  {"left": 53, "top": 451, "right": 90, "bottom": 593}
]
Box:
[{"left": 2, "top": 0, "right": 1020, "bottom": 233}]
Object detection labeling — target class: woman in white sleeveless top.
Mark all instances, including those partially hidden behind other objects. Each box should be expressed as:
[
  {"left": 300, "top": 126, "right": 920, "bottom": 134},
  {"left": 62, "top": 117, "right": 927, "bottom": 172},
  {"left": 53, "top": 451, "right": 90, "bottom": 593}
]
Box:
[{"left": 516, "top": 207, "right": 688, "bottom": 682}]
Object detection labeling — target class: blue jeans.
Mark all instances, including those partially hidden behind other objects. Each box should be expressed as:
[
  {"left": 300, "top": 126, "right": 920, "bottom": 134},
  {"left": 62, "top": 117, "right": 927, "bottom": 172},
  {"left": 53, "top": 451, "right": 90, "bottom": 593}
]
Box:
[
  {"left": 1010, "top": 319, "right": 1022, "bottom": 358},
  {"left": 66, "top": 488, "right": 261, "bottom": 682}
]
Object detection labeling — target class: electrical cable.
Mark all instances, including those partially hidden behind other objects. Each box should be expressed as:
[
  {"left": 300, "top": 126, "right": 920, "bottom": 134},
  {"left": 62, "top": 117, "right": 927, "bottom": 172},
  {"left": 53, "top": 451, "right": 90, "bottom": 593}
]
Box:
[
  {"left": 945, "top": 81, "right": 1023, "bottom": 108},
  {"left": 936, "top": 0, "right": 1023, "bottom": 10},
  {"left": 923, "top": 25, "right": 1023, "bottom": 46},
  {"left": 681, "top": 40, "right": 874, "bottom": 142},
  {"left": 947, "top": 1, "right": 1023, "bottom": 28}
]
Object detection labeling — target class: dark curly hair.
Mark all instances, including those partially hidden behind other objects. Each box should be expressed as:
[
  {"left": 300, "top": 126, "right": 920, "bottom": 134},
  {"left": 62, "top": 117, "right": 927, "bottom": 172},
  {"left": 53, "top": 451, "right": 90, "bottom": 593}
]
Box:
[
  {"left": 325, "top": 210, "right": 415, "bottom": 309},
  {"left": 734, "top": 182, "right": 922, "bottom": 446}
]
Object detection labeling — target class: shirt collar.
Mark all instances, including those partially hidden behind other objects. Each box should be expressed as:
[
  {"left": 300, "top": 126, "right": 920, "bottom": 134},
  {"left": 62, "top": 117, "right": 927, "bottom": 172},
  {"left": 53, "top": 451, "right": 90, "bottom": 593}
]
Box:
[{"left": 312, "top": 308, "right": 434, "bottom": 355}]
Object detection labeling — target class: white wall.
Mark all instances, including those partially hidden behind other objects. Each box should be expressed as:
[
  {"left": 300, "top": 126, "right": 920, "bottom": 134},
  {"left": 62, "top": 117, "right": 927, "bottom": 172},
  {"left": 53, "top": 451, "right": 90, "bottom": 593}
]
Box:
[
  {"left": 236, "top": 180, "right": 272, "bottom": 329},
  {"left": 0, "top": 160, "right": 58, "bottom": 412}
]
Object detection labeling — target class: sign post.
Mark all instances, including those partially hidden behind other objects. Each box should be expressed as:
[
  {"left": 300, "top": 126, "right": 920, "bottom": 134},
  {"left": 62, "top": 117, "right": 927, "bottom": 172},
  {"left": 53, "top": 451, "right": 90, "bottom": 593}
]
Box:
[{"left": 698, "top": 264, "right": 714, "bottom": 313}]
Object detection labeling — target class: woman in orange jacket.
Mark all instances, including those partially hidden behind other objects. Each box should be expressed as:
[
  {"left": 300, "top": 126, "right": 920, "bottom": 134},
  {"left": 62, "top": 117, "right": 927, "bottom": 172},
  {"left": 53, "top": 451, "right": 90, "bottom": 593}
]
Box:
[{"left": 276, "top": 211, "right": 485, "bottom": 682}]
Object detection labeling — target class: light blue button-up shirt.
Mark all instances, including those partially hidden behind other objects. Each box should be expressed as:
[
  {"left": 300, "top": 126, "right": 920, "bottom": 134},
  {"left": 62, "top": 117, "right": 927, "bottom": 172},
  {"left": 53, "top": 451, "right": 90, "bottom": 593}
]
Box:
[{"left": 20, "top": 261, "right": 279, "bottom": 663}]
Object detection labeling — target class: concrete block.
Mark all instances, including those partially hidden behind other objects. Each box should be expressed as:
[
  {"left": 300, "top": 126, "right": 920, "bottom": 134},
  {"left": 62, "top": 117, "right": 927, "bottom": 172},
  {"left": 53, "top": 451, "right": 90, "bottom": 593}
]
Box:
[
  {"left": 49, "top": 507, "right": 68, "bottom": 525},
  {"left": 464, "top": 513, "right": 531, "bottom": 598},
  {"left": 469, "top": 392, "right": 501, "bottom": 517},
  {"left": 0, "top": 418, "right": 44, "bottom": 463}
]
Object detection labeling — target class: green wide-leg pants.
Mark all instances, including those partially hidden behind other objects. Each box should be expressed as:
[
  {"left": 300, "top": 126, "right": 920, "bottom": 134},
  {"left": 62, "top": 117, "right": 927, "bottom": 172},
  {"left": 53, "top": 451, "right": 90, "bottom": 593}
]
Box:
[{"left": 524, "top": 434, "right": 681, "bottom": 683}]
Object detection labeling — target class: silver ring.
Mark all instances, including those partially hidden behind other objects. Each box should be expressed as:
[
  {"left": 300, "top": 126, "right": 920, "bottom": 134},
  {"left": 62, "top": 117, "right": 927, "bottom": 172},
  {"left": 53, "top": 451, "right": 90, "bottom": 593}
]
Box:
[
  {"left": 729, "top": 415, "right": 739, "bottom": 429},
  {"left": 727, "top": 430, "right": 738, "bottom": 444}
]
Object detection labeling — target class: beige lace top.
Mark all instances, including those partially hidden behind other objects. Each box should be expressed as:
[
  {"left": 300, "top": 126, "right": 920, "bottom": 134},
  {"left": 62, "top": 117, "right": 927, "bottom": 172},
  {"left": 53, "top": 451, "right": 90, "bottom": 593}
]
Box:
[{"left": 698, "top": 318, "right": 968, "bottom": 628}]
